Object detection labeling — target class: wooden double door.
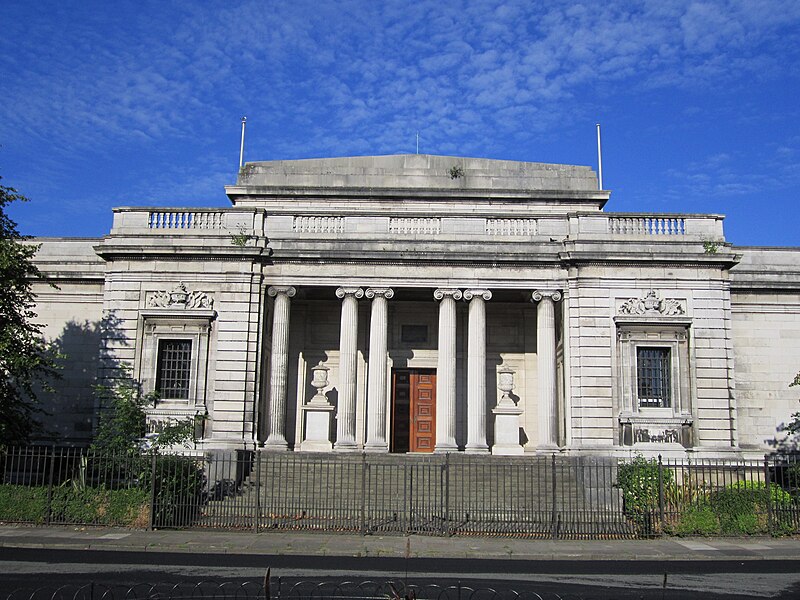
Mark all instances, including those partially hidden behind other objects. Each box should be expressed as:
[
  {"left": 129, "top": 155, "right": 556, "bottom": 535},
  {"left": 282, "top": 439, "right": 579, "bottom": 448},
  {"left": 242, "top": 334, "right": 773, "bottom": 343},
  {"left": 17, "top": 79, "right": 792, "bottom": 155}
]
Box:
[{"left": 391, "top": 369, "right": 436, "bottom": 453}]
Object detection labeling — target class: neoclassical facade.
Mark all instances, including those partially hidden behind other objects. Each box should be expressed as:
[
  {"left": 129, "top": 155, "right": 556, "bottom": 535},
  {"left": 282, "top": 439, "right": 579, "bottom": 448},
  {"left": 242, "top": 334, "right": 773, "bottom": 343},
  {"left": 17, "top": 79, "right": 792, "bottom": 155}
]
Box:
[{"left": 31, "top": 155, "right": 800, "bottom": 458}]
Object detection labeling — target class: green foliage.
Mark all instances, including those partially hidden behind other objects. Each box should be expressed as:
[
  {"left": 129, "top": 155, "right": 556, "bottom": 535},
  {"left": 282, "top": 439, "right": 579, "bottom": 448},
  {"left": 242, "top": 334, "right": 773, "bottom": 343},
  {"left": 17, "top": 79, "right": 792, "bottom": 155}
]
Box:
[
  {"left": 617, "top": 455, "right": 672, "bottom": 519},
  {"left": 0, "top": 177, "right": 60, "bottom": 445},
  {"left": 702, "top": 240, "right": 720, "bottom": 254},
  {"left": 785, "top": 372, "right": 800, "bottom": 440},
  {"left": 0, "top": 484, "right": 149, "bottom": 527},
  {"left": 448, "top": 165, "right": 464, "bottom": 179},
  {"left": 230, "top": 227, "right": 252, "bottom": 247},
  {"left": 675, "top": 505, "right": 718, "bottom": 536}
]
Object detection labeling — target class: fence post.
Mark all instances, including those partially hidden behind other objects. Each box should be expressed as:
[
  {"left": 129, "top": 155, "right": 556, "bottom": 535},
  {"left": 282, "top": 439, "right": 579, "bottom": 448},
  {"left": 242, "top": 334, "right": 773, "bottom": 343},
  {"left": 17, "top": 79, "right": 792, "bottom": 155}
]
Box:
[
  {"left": 45, "top": 445, "right": 56, "bottom": 525},
  {"left": 148, "top": 452, "right": 157, "bottom": 531},
  {"left": 551, "top": 453, "right": 558, "bottom": 539},
  {"left": 443, "top": 452, "right": 450, "bottom": 537},
  {"left": 254, "top": 450, "right": 261, "bottom": 534},
  {"left": 764, "top": 456, "right": 773, "bottom": 536},
  {"left": 658, "top": 454, "right": 666, "bottom": 537},
  {"left": 360, "top": 453, "right": 367, "bottom": 536}
]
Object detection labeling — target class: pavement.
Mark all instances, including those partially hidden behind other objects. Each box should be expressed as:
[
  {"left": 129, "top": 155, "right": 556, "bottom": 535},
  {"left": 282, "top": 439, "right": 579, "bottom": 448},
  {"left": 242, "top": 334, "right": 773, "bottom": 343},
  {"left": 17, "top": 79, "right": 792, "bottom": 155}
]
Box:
[{"left": 0, "top": 524, "right": 799, "bottom": 561}]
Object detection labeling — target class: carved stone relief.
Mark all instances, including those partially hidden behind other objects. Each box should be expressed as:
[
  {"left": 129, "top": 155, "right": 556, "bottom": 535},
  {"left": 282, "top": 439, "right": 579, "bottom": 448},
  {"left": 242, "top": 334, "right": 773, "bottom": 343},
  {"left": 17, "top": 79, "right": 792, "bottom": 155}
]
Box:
[
  {"left": 618, "top": 290, "right": 684, "bottom": 316},
  {"left": 146, "top": 283, "right": 213, "bottom": 309}
]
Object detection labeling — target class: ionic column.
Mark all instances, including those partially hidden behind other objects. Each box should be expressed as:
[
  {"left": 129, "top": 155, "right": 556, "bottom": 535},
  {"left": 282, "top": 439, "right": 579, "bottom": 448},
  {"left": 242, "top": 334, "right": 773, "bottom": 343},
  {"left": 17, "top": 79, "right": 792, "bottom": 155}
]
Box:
[
  {"left": 434, "top": 288, "right": 461, "bottom": 452},
  {"left": 532, "top": 289, "right": 562, "bottom": 450},
  {"left": 264, "top": 286, "right": 296, "bottom": 450},
  {"left": 364, "top": 287, "right": 393, "bottom": 452},
  {"left": 334, "top": 287, "right": 363, "bottom": 451},
  {"left": 464, "top": 289, "right": 492, "bottom": 453}
]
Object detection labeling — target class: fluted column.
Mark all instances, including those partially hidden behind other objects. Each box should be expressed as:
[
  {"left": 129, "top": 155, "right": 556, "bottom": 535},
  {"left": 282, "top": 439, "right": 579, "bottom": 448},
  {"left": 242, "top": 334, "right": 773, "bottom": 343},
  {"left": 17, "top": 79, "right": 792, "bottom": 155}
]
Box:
[
  {"left": 264, "top": 286, "right": 296, "bottom": 450},
  {"left": 434, "top": 288, "right": 461, "bottom": 452},
  {"left": 364, "top": 287, "right": 393, "bottom": 452},
  {"left": 532, "top": 289, "right": 562, "bottom": 450},
  {"left": 334, "top": 287, "right": 363, "bottom": 451},
  {"left": 464, "top": 289, "right": 491, "bottom": 453}
]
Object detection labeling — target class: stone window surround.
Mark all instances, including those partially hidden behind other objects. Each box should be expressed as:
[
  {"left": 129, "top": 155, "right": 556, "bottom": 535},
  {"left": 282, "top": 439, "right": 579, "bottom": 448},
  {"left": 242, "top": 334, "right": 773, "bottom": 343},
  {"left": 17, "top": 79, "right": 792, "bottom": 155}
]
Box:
[
  {"left": 614, "top": 316, "right": 694, "bottom": 446},
  {"left": 136, "top": 308, "right": 216, "bottom": 414}
]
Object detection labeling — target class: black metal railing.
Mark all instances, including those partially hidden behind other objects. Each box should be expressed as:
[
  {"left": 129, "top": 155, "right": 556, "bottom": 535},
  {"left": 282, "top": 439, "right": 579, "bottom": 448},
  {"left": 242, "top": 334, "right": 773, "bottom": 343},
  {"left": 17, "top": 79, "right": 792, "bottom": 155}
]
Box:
[{"left": 2, "top": 446, "right": 799, "bottom": 538}]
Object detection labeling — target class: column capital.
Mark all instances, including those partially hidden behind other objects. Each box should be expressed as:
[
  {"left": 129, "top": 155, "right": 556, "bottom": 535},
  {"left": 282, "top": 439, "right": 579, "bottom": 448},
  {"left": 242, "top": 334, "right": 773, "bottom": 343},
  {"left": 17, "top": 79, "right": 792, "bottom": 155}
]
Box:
[
  {"left": 464, "top": 288, "right": 492, "bottom": 301},
  {"left": 336, "top": 287, "right": 364, "bottom": 299},
  {"left": 268, "top": 285, "right": 296, "bottom": 298},
  {"left": 434, "top": 288, "right": 462, "bottom": 301},
  {"left": 365, "top": 287, "right": 394, "bottom": 300},
  {"left": 532, "top": 289, "right": 562, "bottom": 303}
]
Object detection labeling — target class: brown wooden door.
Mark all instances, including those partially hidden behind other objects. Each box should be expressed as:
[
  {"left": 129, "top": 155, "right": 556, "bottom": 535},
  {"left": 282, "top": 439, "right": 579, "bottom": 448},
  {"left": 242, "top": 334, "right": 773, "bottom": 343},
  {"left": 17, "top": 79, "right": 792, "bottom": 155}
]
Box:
[
  {"left": 391, "top": 369, "right": 436, "bottom": 453},
  {"left": 410, "top": 370, "right": 436, "bottom": 452}
]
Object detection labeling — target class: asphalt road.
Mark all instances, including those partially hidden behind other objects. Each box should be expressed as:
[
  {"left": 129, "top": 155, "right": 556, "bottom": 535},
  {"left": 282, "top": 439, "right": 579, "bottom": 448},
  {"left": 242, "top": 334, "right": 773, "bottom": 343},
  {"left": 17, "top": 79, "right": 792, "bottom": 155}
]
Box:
[{"left": 2, "top": 548, "right": 800, "bottom": 600}]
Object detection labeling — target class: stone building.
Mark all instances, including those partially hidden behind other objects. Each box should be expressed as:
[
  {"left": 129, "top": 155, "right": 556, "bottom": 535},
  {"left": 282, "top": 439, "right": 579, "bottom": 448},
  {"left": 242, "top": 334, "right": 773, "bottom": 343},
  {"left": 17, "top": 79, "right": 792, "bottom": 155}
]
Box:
[{"left": 30, "top": 154, "right": 800, "bottom": 458}]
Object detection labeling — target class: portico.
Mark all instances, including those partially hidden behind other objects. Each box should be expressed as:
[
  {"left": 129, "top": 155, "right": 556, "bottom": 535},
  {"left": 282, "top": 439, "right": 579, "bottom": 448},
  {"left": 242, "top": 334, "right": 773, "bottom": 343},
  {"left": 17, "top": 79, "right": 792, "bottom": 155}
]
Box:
[{"left": 261, "top": 285, "right": 563, "bottom": 453}]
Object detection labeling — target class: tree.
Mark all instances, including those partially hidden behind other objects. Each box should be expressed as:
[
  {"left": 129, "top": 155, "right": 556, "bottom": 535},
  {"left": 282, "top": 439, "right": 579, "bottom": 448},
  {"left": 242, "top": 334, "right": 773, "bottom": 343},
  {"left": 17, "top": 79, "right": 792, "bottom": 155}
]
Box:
[{"left": 0, "top": 176, "right": 58, "bottom": 445}]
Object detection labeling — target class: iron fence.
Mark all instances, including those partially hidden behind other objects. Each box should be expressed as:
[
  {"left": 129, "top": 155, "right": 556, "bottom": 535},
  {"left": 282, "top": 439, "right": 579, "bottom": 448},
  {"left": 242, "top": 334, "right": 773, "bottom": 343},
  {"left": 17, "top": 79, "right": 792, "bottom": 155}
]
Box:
[
  {"left": 4, "top": 579, "right": 586, "bottom": 600},
  {"left": 2, "top": 446, "right": 799, "bottom": 538}
]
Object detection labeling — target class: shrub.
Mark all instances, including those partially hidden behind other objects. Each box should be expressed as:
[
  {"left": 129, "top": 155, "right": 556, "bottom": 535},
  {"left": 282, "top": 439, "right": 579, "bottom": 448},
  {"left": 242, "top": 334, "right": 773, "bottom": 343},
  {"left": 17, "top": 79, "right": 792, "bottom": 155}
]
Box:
[
  {"left": 711, "top": 481, "right": 791, "bottom": 535},
  {"left": 617, "top": 455, "right": 673, "bottom": 534},
  {"left": 0, "top": 485, "right": 48, "bottom": 523},
  {"left": 676, "top": 505, "right": 718, "bottom": 536}
]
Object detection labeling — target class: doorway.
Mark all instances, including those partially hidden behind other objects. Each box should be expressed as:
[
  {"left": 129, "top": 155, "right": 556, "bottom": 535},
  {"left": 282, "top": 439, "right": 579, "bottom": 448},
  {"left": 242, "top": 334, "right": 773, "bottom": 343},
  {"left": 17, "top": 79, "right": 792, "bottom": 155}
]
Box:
[{"left": 391, "top": 369, "right": 436, "bottom": 453}]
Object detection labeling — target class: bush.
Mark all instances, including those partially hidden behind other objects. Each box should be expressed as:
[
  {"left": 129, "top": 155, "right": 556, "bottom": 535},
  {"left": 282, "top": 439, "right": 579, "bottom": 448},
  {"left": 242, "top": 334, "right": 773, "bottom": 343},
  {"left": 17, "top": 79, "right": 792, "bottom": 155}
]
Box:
[
  {"left": 617, "top": 455, "right": 673, "bottom": 534},
  {"left": 0, "top": 485, "right": 48, "bottom": 523},
  {"left": 0, "top": 484, "right": 149, "bottom": 527},
  {"left": 676, "top": 505, "right": 718, "bottom": 536}
]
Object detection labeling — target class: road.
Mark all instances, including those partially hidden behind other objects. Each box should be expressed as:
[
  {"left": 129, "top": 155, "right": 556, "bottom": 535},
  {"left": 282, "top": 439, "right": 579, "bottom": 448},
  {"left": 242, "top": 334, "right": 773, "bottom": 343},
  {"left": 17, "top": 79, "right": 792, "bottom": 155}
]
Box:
[{"left": 2, "top": 547, "right": 800, "bottom": 600}]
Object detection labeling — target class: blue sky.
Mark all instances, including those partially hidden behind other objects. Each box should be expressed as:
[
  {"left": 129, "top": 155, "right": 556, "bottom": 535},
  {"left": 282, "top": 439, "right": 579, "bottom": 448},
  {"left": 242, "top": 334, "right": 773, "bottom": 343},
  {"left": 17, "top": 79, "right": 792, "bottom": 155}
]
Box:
[{"left": 1, "top": 0, "right": 799, "bottom": 246}]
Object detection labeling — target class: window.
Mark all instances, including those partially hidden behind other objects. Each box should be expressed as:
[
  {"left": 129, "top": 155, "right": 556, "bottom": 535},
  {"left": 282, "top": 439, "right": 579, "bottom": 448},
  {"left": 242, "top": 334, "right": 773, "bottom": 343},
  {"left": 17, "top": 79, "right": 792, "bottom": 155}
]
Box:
[
  {"left": 156, "top": 339, "right": 192, "bottom": 400},
  {"left": 636, "top": 347, "right": 671, "bottom": 408}
]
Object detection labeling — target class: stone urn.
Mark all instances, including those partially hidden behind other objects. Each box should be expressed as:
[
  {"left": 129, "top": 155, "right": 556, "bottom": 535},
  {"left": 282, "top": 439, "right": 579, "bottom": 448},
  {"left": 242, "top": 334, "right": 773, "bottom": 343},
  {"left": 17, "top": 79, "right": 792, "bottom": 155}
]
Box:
[
  {"left": 497, "top": 366, "right": 516, "bottom": 407},
  {"left": 309, "top": 361, "right": 330, "bottom": 404}
]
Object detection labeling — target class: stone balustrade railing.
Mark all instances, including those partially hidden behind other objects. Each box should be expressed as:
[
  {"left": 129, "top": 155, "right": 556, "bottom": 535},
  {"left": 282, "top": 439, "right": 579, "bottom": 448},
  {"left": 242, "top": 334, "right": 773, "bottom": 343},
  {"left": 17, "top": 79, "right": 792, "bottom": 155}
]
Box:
[
  {"left": 109, "top": 208, "right": 725, "bottom": 243},
  {"left": 569, "top": 212, "right": 725, "bottom": 241},
  {"left": 110, "top": 208, "right": 265, "bottom": 236}
]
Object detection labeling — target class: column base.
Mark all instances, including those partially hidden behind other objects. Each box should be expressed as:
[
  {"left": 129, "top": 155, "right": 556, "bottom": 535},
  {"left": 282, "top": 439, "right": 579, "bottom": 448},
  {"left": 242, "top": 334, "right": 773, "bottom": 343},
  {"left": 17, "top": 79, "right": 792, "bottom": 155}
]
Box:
[
  {"left": 464, "top": 445, "right": 489, "bottom": 454},
  {"left": 364, "top": 443, "right": 388, "bottom": 453},
  {"left": 536, "top": 444, "right": 561, "bottom": 454},
  {"left": 434, "top": 443, "right": 458, "bottom": 453},
  {"left": 334, "top": 441, "right": 359, "bottom": 452},
  {"left": 264, "top": 438, "right": 289, "bottom": 452}
]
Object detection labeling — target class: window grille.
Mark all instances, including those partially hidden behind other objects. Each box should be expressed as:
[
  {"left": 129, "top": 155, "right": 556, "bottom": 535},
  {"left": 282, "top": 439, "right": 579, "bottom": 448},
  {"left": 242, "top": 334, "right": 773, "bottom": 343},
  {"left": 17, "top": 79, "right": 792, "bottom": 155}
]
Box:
[
  {"left": 637, "top": 347, "right": 671, "bottom": 408},
  {"left": 156, "top": 339, "right": 192, "bottom": 400}
]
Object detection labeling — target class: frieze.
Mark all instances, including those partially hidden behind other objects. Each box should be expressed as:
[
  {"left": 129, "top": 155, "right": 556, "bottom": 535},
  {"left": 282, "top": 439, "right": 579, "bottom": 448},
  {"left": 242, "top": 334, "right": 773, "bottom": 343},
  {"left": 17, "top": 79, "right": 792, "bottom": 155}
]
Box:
[
  {"left": 618, "top": 290, "right": 684, "bottom": 316},
  {"left": 147, "top": 283, "right": 213, "bottom": 309}
]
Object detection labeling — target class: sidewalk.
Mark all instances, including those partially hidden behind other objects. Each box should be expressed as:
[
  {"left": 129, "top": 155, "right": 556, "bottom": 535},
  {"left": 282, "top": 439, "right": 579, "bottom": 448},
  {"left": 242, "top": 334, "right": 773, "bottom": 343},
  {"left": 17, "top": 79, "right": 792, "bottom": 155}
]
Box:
[{"left": 1, "top": 524, "right": 799, "bottom": 561}]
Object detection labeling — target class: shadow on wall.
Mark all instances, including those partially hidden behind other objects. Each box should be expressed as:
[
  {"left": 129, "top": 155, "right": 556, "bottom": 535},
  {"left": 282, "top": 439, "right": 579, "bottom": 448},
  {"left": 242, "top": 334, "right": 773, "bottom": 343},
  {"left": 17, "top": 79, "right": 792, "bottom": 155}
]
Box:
[{"left": 35, "top": 313, "right": 128, "bottom": 445}]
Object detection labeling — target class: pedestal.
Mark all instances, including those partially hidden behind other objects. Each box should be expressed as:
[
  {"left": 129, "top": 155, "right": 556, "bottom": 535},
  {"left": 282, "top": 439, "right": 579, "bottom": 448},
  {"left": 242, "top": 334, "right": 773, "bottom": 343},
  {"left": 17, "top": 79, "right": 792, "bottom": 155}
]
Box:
[
  {"left": 301, "top": 402, "right": 335, "bottom": 452},
  {"left": 492, "top": 404, "right": 524, "bottom": 455}
]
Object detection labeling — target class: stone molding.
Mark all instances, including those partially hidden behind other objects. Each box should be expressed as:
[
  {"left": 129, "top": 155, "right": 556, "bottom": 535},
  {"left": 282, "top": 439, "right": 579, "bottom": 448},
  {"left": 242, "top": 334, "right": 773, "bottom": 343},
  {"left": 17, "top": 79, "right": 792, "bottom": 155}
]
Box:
[
  {"left": 335, "top": 287, "right": 364, "bottom": 299},
  {"left": 463, "top": 289, "right": 492, "bottom": 301},
  {"left": 146, "top": 283, "right": 213, "bottom": 309},
  {"left": 365, "top": 287, "right": 394, "bottom": 299},
  {"left": 433, "top": 288, "right": 463, "bottom": 301},
  {"left": 618, "top": 290, "right": 685, "bottom": 316},
  {"left": 267, "top": 286, "right": 296, "bottom": 299},
  {"left": 531, "top": 289, "right": 562, "bottom": 303}
]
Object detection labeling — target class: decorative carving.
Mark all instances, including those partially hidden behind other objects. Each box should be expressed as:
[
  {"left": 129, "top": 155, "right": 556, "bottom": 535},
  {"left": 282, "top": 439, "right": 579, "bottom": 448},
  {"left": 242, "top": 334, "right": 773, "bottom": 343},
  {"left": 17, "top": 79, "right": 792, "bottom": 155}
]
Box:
[
  {"left": 463, "top": 289, "right": 492, "bottom": 301},
  {"left": 496, "top": 366, "right": 516, "bottom": 407},
  {"left": 268, "top": 286, "right": 297, "bottom": 299},
  {"left": 531, "top": 290, "right": 562, "bottom": 303},
  {"left": 147, "top": 283, "right": 213, "bottom": 309},
  {"left": 433, "top": 288, "right": 462, "bottom": 301},
  {"left": 365, "top": 287, "right": 394, "bottom": 300},
  {"left": 619, "top": 290, "right": 685, "bottom": 316},
  {"left": 335, "top": 287, "right": 364, "bottom": 299}
]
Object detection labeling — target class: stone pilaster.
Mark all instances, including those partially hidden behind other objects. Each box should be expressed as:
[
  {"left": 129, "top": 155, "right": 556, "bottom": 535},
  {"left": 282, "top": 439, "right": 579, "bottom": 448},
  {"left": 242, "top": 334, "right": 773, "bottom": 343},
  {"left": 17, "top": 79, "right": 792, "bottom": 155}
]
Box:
[
  {"left": 364, "top": 287, "right": 393, "bottom": 452},
  {"left": 334, "top": 287, "right": 363, "bottom": 451},
  {"left": 464, "top": 289, "right": 491, "bottom": 453},
  {"left": 532, "top": 289, "right": 562, "bottom": 450},
  {"left": 264, "top": 286, "right": 296, "bottom": 450},
  {"left": 434, "top": 288, "right": 461, "bottom": 452}
]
